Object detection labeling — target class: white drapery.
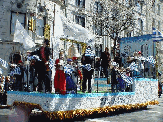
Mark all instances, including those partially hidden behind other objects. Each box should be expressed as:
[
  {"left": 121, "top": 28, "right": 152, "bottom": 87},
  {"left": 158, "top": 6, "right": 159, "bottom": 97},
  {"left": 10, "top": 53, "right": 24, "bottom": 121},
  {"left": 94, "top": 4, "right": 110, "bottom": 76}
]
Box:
[{"left": 13, "top": 19, "right": 36, "bottom": 50}]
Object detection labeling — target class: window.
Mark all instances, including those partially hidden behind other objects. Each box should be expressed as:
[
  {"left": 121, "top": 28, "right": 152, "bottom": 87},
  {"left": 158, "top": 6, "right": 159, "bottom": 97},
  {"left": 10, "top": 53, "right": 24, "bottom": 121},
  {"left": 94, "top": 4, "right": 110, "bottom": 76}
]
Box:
[
  {"left": 152, "top": 18, "right": 155, "bottom": 28},
  {"left": 76, "top": 0, "right": 85, "bottom": 8},
  {"left": 138, "top": 18, "right": 143, "bottom": 31},
  {"left": 126, "top": 0, "right": 133, "bottom": 7},
  {"left": 10, "top": 12, "right": 25, "bottom": 35},
  {"left": 75, "top": 15, "right": 85, "bottom": 27},
  {"left": 152, "top": 2, "right": 155, "bottom": 12},
  {"left": 36, "top": 18, "right": 44, "bottom": 37},
  {"left": 75, "top": 15, "right": 79, "bottom": 24},
  {"left": 140, "top": 20, "right": 143, "bottom": 31},
  {"left": 95, "top": 23, "right": 102, "bottom": 36},
  {"left": 158, "top": 4, "right": 160, "bottom": 15},
  {"left": 76, "top": 0, "right": 80, "bottom": 6},
  {"left": 158, "top": 21, "right": 160, "bottom": 30},
  {"left": 127, "top": 32, "right": 131, "bottom": 37},
  {"left": 80, "top": 0, "right": 85, "bottom": 8},
  {"left": 137, "top": 2, "right": 143, "bottom": 13},
  {"left": 94, "top": 2, "right": 103, "bottom": 14},
  {"left": 80, "top": 17, "right": 85, "bottom": 27}
]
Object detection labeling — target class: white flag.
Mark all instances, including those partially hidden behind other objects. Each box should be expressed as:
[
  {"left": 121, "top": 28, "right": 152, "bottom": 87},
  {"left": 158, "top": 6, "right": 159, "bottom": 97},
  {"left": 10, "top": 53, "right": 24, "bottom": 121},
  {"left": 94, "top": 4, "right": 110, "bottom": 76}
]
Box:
[
  {"left": 0, "top": 58, "right": 8, "bottom": 69},
  {"left": 13, "top": 19, "right": 36, "bottom": 50}
]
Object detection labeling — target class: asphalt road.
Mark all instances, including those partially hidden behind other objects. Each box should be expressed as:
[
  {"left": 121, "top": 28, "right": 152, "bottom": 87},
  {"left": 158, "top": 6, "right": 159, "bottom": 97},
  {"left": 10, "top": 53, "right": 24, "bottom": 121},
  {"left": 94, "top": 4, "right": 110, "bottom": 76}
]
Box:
[{"left": 82, "top": 97, "right": 163, "bottom": 122}]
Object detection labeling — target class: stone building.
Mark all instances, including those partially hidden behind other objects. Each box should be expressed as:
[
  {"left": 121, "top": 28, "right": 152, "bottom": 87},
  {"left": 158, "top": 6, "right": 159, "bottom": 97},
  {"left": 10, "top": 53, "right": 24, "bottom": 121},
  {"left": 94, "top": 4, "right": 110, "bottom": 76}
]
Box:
[{"left": 0, "top": 0, "right": 60, "bottom": 75}]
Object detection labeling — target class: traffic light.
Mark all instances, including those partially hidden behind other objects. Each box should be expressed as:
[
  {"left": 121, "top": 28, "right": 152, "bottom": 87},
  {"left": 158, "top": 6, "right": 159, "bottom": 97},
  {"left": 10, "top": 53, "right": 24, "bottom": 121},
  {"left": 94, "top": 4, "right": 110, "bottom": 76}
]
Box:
[{"left": 28, "top": 18, "right": 33, "bottom": 31}]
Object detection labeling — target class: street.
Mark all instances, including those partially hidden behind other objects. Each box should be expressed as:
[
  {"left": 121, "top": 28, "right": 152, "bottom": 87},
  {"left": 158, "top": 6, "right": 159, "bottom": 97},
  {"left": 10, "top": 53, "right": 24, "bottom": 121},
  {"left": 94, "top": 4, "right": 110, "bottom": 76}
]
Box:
[
  {"left": 0, "top": 95, "right": 161, "bottom": 122},
  {"left": 83, "top": 97, "right": 163, "bottom": 122}
]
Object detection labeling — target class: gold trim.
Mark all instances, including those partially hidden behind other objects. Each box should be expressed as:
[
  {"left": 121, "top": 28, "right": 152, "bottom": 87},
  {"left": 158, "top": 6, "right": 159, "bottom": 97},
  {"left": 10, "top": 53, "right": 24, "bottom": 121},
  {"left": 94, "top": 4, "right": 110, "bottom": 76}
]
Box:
[{"left": 12, "top": 100, "right": 159, "bottom": 120}]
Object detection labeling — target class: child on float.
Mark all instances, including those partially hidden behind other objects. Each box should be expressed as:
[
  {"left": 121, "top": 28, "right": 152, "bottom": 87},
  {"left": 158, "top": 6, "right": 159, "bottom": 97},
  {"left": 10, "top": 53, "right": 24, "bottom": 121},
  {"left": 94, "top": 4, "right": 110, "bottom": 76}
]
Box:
[
  {"left": 64, "top": 58, "right": 77, "bottom": 94},
  {"left": 111, "top": 62, "right": 119, "bottom": 93},
  {"left": 71, "top": 57, "right": 83, "bottom": 91},
  {"left": 54, "top": 51, "right": 66, "bottom": 95}
]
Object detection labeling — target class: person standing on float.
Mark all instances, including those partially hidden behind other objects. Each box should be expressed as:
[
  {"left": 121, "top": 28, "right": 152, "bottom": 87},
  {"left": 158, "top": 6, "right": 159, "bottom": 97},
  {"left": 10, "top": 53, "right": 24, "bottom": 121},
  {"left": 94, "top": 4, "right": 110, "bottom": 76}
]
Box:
[
  {"left": 100, "top": 47, "right": 111, "bottom": 78},
  {"left": 30, "top": 39, "right": 51, "bottom": 92},
  {"left": 81, "top": 46, "right": 95, "bottom": 93},
  {"left": 54, "top": 51, "right": 66, "bottom": 94}
]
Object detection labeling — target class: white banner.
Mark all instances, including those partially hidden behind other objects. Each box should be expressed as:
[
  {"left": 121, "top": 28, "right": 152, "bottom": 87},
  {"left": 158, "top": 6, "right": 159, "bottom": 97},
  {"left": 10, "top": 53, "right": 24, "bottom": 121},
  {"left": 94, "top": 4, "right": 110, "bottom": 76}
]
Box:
[
  {"left": 0, "top": 58, "right": 8, "bottom": 69},
  {"left": 13, "top": 19, "right": 36, "bottom": 50}
]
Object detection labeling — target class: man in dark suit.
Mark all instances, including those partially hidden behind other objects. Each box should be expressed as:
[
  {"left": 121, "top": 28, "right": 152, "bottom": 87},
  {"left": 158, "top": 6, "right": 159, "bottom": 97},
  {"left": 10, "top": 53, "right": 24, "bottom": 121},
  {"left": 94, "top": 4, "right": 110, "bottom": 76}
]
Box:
[
  {"left": 81, "top": 46, "right": 95, "bottom": 93},
  {"left": 100, "top": 47, "right": 111, "bottom": 78},
  {"left": 31, "top": 39, "right": 51, "bottom": 92}
]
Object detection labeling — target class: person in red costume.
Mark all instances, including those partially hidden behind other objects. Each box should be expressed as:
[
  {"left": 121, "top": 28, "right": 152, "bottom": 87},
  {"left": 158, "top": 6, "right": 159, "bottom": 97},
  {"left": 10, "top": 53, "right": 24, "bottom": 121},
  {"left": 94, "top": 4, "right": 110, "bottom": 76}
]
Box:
[{"left": 54, "top": 51, "right": 66, "bottom": 95}]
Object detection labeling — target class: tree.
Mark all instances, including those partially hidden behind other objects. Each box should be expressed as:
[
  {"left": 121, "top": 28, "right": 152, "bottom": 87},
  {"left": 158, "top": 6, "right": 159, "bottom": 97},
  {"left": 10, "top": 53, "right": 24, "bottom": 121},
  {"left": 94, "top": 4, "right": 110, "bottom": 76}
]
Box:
[{"left": 91, "top": 0, "right": 136, "bottom": 58}]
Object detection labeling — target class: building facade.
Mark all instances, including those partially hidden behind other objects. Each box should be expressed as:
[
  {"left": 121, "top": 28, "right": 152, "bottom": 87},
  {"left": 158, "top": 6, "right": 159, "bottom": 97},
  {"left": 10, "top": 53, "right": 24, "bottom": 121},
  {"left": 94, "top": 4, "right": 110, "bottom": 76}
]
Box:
[{"left": 0, "top": 0, "right": 60, "bottom": 75}]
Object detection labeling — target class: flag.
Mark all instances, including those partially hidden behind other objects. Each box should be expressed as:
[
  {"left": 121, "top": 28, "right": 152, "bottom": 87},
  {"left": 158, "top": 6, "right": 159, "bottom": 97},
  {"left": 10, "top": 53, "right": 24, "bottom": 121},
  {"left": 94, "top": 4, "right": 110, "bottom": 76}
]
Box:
[
  {"left": 49, "top": 58, "right": 54, "bottom": 70},
  {"left": 146, "top": 56, "right": 156, "bottom": 67},
  {"left": 120, "top": 73, "right": 133, "bottom": 84},
  {"left": 152, "top": 28, "right": 163, "bottom": 42},
  {"left": 9, "top": 67, "right": 21, "bottom": 76},
  {"left": 85, "top": 48, "right": 95, "bottom": 57},
  {"left": 27, "top": 55, "right": 41, "bottom": 61},
  {"left": 14, "top": 19, "right": 36, "bottom": 50},
  {"left": 0, "top": 58, "right": 8, "bottom": 69},
  {"left": 128, "top": 62, "right": 138, "bottom": 71},
  {"left": 64, "top": 65, "right": 74, "bottom": 75},
  {"left": 81, "top": 64, "right": 92, "bottom": 71}
]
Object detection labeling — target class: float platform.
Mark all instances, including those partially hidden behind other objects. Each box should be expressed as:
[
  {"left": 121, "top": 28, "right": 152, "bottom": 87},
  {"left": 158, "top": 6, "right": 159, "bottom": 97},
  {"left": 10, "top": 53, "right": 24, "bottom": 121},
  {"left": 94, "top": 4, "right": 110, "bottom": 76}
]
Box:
[{"left": 7, "top": 78, "right": 159, "bottom": 120}]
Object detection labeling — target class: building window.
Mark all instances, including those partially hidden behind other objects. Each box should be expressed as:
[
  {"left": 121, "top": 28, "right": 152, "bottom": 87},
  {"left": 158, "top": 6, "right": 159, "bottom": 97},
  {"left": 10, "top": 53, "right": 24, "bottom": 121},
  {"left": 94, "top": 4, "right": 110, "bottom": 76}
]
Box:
[
  {"left": 95, "top": 22, "right": 102, "bottom": 36},
  {"left": 138, "top": 18, "right": 143, "bottom": 31},
  {"left": 137, "top": 2, "right": 143, "bottom": 13},
  {"left": 75, "top": 15, "right": 85, "bottom": 27},
  {"left": 126, "top": 0, "right": 134, "bottom": 7},
  {"left": 75, "top": 15, "right": 79, "bottom": 24},
  {"left": 36, "top": 18, "right": 44, "bottom": 37},
  {"left": 76, "top": 0, "right": 80, "bottom": 6},
  {"left": 94, "top": 2, "right": 103, "bottom": 14},
  {"left": 10, "top": 12, "right": 25, "bottom": 35},
  {"left": 158, "top": 21, "right": 160, "bottom": 30},
  {"left": 81, "top": 17, "right": 85, "bottom": 27},
  {"left": 127, "top": 32, "right": 131, "bottom": 37},
  {"left": 76, "top": 0, "right": 85, "bottom": 8},
  {"left": 152, "top": 2, "right": 155, "bottom": 12},
  {"left": 152, "top": 18, "right": 155, "bottom": 28},
  {"left": 81, "top": 0, "right": 85, "bottom": 8},
  {"left": 157, "top": 4, "right": 160, "bottom": 15}
]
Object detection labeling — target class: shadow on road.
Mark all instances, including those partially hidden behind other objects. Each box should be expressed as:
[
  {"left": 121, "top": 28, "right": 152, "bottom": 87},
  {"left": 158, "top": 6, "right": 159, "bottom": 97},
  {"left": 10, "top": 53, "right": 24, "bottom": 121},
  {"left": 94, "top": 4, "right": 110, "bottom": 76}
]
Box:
[{"left": 29, "top": 107, "right": 148, "bottom": 122}]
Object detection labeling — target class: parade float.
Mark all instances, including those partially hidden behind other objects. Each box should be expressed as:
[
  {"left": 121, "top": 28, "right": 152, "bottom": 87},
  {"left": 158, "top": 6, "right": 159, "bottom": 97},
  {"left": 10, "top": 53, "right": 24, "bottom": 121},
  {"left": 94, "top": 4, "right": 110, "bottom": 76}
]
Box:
[
  {"left": 7, "top": 77, "right": 158, "bottom": 120},
  {"left": 7, "top": 33, "right": 160, "bottom": 120},
  {"left": 6, "top": 33, "right": 160, "bottom": 120},
  {"left": 5, "top": 5, "right": 159, "bottom": 121}
]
